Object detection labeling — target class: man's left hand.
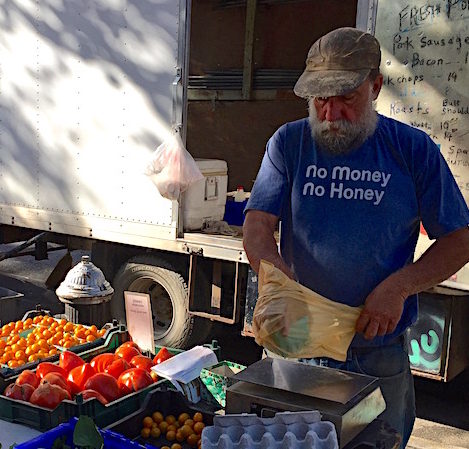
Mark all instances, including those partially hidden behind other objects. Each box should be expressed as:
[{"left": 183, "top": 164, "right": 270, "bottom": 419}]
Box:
[{"left": 355, "top": 278, "right": 408, "bottom": 340}]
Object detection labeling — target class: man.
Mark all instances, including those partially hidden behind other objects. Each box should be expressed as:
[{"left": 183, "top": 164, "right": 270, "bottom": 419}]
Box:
[{"left": 243, "top": 27, "right": 469, "bottom": 448}]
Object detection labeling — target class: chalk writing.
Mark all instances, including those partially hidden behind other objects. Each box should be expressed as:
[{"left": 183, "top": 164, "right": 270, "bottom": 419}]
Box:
[{"left": 376, "top": 0, "right": 469, "bottom": 206}]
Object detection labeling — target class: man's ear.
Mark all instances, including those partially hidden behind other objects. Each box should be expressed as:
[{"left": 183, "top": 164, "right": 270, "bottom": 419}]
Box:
[{"left": 372, "top": 74, "right": 383, "bottom": 100}]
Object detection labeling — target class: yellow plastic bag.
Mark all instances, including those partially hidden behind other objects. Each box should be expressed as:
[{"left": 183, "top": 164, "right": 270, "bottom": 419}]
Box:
[{"left": 252, "top": 260, "right": 362, "bottom": 361}]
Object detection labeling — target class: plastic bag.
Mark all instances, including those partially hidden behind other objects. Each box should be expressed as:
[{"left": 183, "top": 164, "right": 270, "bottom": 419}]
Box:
[
  {"left": 145, "top": 133, "right": 204, "bottom": 200},
  {"left": 252, "top": 260, "right": 362, "bottom": 361}
]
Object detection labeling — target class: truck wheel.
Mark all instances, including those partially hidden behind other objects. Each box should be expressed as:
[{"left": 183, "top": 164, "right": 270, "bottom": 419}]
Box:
[{"left": 111, "top": 255, "right": 212, "bottom": 349}]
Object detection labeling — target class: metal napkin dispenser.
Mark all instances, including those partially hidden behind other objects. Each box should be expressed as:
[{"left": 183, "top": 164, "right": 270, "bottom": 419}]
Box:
[{"left": 226, "top": 358, "right": 386, "bottom": 448}]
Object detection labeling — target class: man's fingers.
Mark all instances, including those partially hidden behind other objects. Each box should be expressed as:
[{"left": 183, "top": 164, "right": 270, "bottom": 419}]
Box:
[
  {"left": 364, "top": 319, "right": 380, "bottom": 340},
  {"left": 356, "top": 312, "right": 370, "bottom": 334},
  {"left": 386, "top": 319, "right": 399, "bottom": 335},
  {"left": 376, "top": 320, "right": 389, "bottom": 337}
]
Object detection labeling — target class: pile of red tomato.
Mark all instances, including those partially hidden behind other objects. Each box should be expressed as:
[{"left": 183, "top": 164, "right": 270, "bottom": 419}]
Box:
[{"left": 2, "top": 342, "right": 174, "bottom": 409}]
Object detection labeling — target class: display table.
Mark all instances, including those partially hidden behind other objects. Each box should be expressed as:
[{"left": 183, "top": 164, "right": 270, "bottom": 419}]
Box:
[{"left": 0, "top": 419, "right": 41, "bottom": 447}]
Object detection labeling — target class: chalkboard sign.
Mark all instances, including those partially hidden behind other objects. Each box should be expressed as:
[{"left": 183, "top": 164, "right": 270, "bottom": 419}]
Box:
[
  {"left": 375, "top": 1, "right": 469, "bottom": 202},
  {"left": 374, "top": 1, "right": 469, "bottom": 289}
]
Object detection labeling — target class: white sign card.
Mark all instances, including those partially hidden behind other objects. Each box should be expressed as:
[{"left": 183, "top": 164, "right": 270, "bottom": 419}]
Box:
[{"left": 124, "top": 291, "right": 155, "bottom": 354}]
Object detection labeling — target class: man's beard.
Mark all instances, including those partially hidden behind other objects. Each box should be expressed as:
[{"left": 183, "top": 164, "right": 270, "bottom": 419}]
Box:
[{"left": 308, "top": 100, "right": 378, "bottom": 155}]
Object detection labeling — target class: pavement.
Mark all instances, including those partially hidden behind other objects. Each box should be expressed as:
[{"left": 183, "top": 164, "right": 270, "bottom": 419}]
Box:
[
  {"left": 409, "top": 419, "right": 469, "bottom": 448},
  {"left": 1, "top": 243, "right": 469, "bottom": 448}
]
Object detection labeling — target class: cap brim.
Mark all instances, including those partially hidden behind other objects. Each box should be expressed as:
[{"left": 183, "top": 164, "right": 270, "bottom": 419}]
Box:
[{"left": 293, "top": 69, "right": 370, "bottom": 98}]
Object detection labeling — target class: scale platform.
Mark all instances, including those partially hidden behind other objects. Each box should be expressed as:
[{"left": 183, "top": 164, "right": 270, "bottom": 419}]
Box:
[{"left": 226, "top": 358, "right": 386, "bottom": 447}]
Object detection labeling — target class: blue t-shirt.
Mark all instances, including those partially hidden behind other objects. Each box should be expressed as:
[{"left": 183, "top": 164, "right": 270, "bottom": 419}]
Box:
[{"left": 246, "top": 114, "right": 469, "bottom": 347}]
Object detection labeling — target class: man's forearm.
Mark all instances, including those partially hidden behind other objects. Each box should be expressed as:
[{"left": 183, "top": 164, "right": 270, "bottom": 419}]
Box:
[
  {"left": 243, "top": 213, "right": 293, "bottom": 277},
  {"left": 391, "top": 227, "right": 469, "bottom": 297}
]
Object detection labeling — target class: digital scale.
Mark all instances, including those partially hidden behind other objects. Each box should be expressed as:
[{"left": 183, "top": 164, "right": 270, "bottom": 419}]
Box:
[{"left": 226, "top": 358, "right": 388, "bottom": 448}]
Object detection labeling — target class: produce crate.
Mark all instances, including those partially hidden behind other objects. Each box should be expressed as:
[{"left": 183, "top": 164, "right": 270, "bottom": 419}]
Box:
[
  {"left": 0, "top": 326, "right": 148, "bottom": 431},
  {"left": 200, "top": 360, "right": 246, "bottom": 407},
  {"left": 0, "top": 322, "right": 124, "bottom": 392},
  {"left": 0, "top": 333, "right": 221, "bottom": 431},
  {"left": 75, "top": 382, "right": 166, "bottom": 429},
  {"left": 15, "top": 417, "right": 156, "bottom": 449},
  {"left": 107, "top": 387, "right": 218, "bottom": 449}
]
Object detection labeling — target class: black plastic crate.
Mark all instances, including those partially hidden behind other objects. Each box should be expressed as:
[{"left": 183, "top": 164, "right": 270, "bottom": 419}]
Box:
[{"left": 107, "top": 388, "right": 218, "bottom": 449}]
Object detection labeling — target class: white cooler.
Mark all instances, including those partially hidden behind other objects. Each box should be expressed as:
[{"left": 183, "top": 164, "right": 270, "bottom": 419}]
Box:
[{"left": 183, "top": 159, "right": 228, "bottom": 230}]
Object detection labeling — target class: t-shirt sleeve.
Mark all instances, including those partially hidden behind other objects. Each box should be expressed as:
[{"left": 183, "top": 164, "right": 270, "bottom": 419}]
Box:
[
  {"left": 414, "top": 135, "right": 469, "bottom": 240},
  {"left": 245, "top": 127, "right": 290, "bottom": 217}
]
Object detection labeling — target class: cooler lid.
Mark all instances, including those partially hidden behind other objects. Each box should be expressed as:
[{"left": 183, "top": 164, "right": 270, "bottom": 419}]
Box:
[{"left": 195, "top": 159, "right": 227, "bottom": 174}]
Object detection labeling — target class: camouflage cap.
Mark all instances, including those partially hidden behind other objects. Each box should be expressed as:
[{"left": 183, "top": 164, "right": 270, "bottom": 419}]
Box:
[{"left": 294, "top": 27, "right": 381, "bottom": 99}]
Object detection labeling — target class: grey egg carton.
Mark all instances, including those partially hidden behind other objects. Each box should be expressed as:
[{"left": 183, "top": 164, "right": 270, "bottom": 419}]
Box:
[{"left": 201, "top": 411, "right": 339, "bottom": 449}]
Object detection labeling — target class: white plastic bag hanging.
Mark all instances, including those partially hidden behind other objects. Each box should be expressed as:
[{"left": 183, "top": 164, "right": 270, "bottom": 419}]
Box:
[{"left": 145, "top": 132, "right": 204, "bottom": 200}]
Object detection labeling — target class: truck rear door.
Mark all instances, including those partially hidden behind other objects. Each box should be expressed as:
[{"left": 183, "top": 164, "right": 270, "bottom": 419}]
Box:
[{"left": 0, "top": 0, "right": 187, "bottom": 243}]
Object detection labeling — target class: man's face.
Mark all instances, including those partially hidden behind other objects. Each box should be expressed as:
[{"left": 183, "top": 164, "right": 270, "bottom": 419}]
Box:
[{"left": 308, "top": 75, "right": 383, "bottom": 155}]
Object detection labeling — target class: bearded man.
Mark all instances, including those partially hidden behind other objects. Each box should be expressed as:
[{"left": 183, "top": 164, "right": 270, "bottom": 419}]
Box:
[{"left": 243, "top": 27, "right": 469, "bottom": 448}]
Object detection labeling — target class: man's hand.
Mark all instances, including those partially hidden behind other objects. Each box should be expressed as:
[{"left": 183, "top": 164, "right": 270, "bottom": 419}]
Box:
[{"left": 355, "top": 277, "right": 408, "bottom": 340}]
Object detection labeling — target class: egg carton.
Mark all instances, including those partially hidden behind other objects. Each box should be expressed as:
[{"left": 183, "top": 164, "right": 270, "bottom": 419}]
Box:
[{"left": 201, "top": 411, "right": 339, "bottom": 449}]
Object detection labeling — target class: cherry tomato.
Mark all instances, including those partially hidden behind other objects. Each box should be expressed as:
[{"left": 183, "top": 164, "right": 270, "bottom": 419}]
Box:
[
  {"left": 80, "top": 389, "right": 109, "bottom": 405},
  {"left": 90, "top": 353, "right": 116, "bottom": 373},
  {"left": 59, "top": 351, "right": 85, "bottom": 374},
  {"left": 115, "top": 345, "right": 140, "bottom": 363},
  {"left": 104, "top": 358, "right": 130, "bottom": 379},
  {"left": 117, "top": 368, "right": 153, "bottom": 396},
  {"left": 30, "top": 383, "right": 71, "bottom": 409},
  {"left": 84, "top": 373, "right": 120, "bottom": 403},
  {"left": 153, "top": 347, "right": 173, "bottom": 365},
  {"left": 130, "top": 355, "right": 154, "bottom": 372},
  {"left": 15, "top": 369, "right": 39, "bottom": 389},
  {"left": 36, "top": 362, "right": 67, "bottom": 380},
  {"left": 67, "top": 363, "right": 96, "bottom": 395},
  {"left": 4, "top": 383, "right": 36, "bottom": 402},
  {"left": 40, "top": 372, "right": 71, "bottom": 395}
]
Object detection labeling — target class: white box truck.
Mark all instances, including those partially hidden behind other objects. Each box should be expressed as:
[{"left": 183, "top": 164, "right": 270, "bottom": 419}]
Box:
[{"left": 1, "top": 0, "right": 469, "bottom": 380}]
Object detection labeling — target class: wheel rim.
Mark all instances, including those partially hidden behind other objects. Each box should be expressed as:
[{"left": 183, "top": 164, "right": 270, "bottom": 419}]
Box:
[{"left": 128, "top": 276, "right": 174, "bottom": 340}]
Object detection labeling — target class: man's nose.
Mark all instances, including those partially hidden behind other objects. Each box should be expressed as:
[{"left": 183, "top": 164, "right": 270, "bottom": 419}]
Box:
[{"left": 323, "top": 98, "right": 343, "bottom": 122}]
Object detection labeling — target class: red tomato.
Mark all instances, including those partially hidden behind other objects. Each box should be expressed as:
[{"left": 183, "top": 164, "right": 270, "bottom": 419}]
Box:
[
  {"left": 130, "top": 355, "right": 154, "bottom": 372},
  {"left": 117, "top": 368, "right": 153, "bottom": 396},
  {"left": 16, "top": 370, "right": 39, "bottom": 389},
  {"left": 150, "top": 371, "right": 159, "bottom": 382},
  {"left": 84, "top": 373, "right": 120, "bottom": 403},
  {"left": 4, "top": 383, "right": 36, "bottom": 402},
  {"left": 90, "top": 353, "right": 116, "bottom": 373},
  {"left": 115, "top": 345, "right": 140, "bottom": 363},
  {"left": 104, "top": 358, "right": 130, "bottom": 379},
  {"left": 67, "top": 363, "right": 96, "bottom": 395},
  {"left": 36, "top": 362, "right": 67, "bottom": 380},
  {"left": 59, "top": 351, "right": 84, "bottom": 374},
  {"left": 30, "top": 383, "right": 71, "bottom": 409},
  {"left": 80, "top": 389, "right": 109, "bottom": 405},
  {"left": 152, "top": 347, "right": 173, "bottom": 365},
  {"left": 120, "top": 341, "right": 140, "bottom": 350},
  {"left": 40, "top": 372, "right": 71, "bottom": 395}
]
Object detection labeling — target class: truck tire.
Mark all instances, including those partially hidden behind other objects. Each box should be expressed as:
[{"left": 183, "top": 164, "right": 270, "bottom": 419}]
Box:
[{"left": 111, "top": 255, "right": 212, "bottom": 349}]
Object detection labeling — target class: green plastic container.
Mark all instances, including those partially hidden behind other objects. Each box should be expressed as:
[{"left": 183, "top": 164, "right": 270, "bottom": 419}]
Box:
[
  {"left": 0, "top": 333, "right": 222, "bottom": 431},
  {"left": 0, "top": 326, "right": 151, "bottom": 431},
  {"left": 106, "top": 387, "right": 218, "bottom": 448},
  {"left": 0, "top": 323, "right": 124, "bottom": 392},
  {"left": 200, "top": 360, "right": 246, "bottom": 407}
]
